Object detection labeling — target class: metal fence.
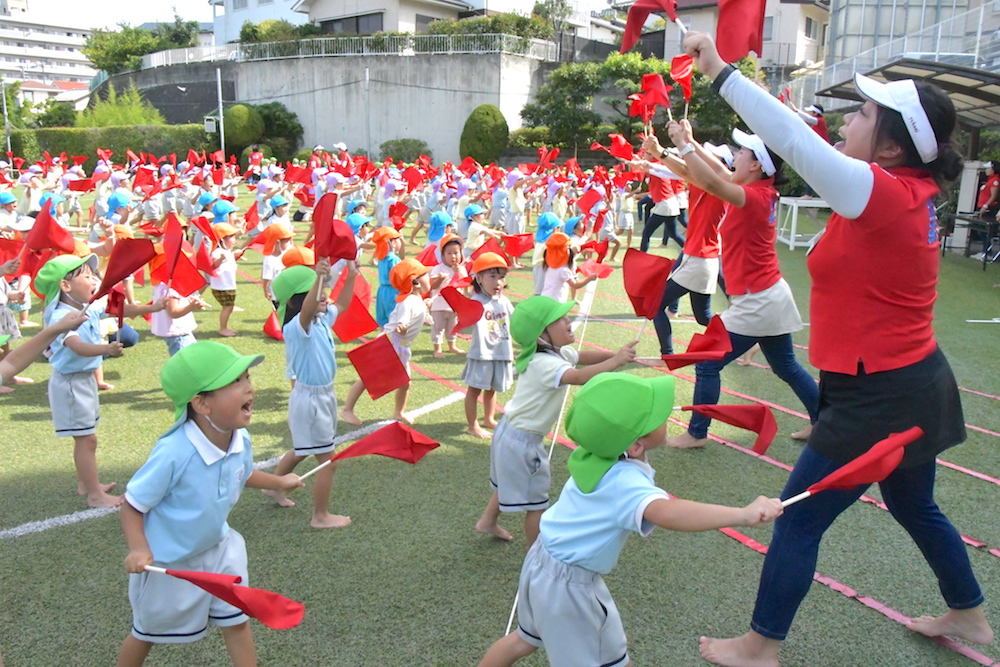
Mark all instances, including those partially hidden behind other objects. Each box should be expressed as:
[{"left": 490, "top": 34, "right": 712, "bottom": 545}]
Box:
[{"left": 138, "top": 33, "right": 559, "bottom": 70}]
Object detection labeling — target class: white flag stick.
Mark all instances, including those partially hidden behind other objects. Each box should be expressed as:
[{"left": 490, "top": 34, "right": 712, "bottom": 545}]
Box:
[
  {"left": 299, "top": 459, "right": 333, "bottom": 482},
  {"left": 781, "top": 490, "right": 812, "bottom": 508},
  {"left": 634, "top": 318, "right": 648, "bottom": 342},
  {"left": 144, "top": 565, "right": 168, "bottom": 575},
  {"left": 504, "top": 592, "right": 520, "bottom": 635}
]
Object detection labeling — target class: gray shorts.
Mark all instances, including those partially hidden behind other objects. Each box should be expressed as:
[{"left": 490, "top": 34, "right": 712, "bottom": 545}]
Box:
[
  {"left": 48, "top": 370, "right": 100, "bottom": 437},
  {"left": 288, "top": 382, "right": 338, "bottom": 456},
  {"left": 461, "top": 358, "right": 513, "bottom": 393},
  {"left": 489, "top": 417, "right": 550, "bottom": 513},
  {"left": 516, "top": 540, "right": 629, "bottom": 667},
  {"left": 129, "top": 529, "right": 249, "bottom": 644}
]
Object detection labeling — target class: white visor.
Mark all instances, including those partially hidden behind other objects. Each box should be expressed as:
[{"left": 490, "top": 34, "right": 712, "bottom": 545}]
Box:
[
  {"left": 804, "top": 105, "right": 823, "bottom": 115},
  {"left": 703, "top": 142, "right": 735, "bottom": 169},
  {"left": 853, "top": 73, "right": 938, "bottom": 164},
  {"left": 732, "top": 129, "right": 776, "bottom": 177}
]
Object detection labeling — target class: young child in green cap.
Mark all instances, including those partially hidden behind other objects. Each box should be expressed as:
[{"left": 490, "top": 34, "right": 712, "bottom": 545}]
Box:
[
  {"left": 36, "top": 254, "right": 166, "bottom": 508},
  {"left": 117, "top": 341, "right": 303, "bottom": 667},
  {"left": 263, "top": 256, "right": 359, "bottom": 529},
  {"left": 478, "top": 372, "right": 783, "bottom": 667},
  {"left": 475, "top": 295, "right": 637, "bottom": 544}
]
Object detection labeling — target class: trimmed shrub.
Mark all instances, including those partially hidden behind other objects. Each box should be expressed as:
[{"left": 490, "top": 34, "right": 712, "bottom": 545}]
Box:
[
  {"left": 460, "top": 104, "right": 509, "bottom": 164},
  {"left": 293, "top": 147, "right": 314, "bottom": 162},
  {"left": 223, "top": 104, "right": 265, "bottom": 152},
  {"left": 508, "top": 126, "right": 550, "bottom": 148},
  {"left": 10, "top": 125, "right": 211, "bottom": 164},
  {"left": 379, "top": 138, "right": 431, "bottom": 163}
]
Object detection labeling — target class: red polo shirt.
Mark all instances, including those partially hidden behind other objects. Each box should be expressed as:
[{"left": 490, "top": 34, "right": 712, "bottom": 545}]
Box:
[
  {"left": 719, "top": 179, "right": 781, "bottom": 296},
  {"left": 683, "top": 184, "right": 723, "bottom": 259}
]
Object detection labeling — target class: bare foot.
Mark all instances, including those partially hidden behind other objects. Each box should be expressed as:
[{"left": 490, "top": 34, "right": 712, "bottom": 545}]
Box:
[
  {"left": 699, "top": 632, "right": 780, "bottom": 667},
  {"left": 219, "top": 329, "right": 238, "bottom": 337},
  {"left": 666, "top": 310, "right": 677, "bottom": 319},
  {"left": 262, "top": 489, "right": 295, "bottom": 507},
  {"left": 97, "top": 382, "right": 115, "bottom": 391},
  {"left": 88, "top": 491, "right": 123, "bottom": 508},
  {"left": 475, "top": 518, "right": 513, "bottom": 541},
  {"left": 466, "top": 424, "right": 491, "bottom": 439},
  {"left": 667, "top": 432, "right": 708, "bottom": 449},
  {"left": 12, "top": 376, "right": 34, "bottom": 384},
  {"left": 311, "top": 513, "right": 352, "bottom": 529},
  {"left": 0, "top": 385, "right": 13, "bottom": 394},
  {"left": 339, "top": 408, "right": 362, "bottom": 426},
  {"left": 232, "top": 306, "right": 245, "bottom": 312},
  {"left": 394, "top": 412, "right": 414, "bottom": 425},
  {"left": 738, "top": 344, "right": 761, "bottom": 367},
  {"left": 790, "top": 424, "right": 813, "bottom": 441},
  {"left": 907, "top": 607, "right": 994, "bottom": 645},
  {"left": 19, "top": 320, "right": 39, "bottom": 328},
  {"left": 79, "top": 481, "right": 116, "bottom": 495},
  {"left": 484, "top": 418, "right": 499, "bottom": 429},
  {"left": 448, "top": 345, "right": 464, "bottom": 354},
  {"left": 434, "top": 351, "right": 446, "bottom": 359}
]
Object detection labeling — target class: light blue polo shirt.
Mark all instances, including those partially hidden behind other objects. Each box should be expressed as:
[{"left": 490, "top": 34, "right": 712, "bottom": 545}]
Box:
[
  {"left": 125, "top": 420, "right": 254, "bottom": 564},
  {"left": 282, "top": 306, "right": 339, "bottom": 387},
  {"left": 540, "top": 459, "right": 668, "bottom": 575},
  {"left": 44, "top": 300, "right": 105, "bottom": 374}
]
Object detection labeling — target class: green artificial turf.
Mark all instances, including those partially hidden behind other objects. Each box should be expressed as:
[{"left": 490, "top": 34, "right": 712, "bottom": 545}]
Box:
[{"left": 1, "top": 203, "right": 998, "bottom": 666}]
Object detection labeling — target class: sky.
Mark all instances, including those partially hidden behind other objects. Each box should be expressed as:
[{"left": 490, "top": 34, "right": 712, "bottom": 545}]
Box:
[{"left": 24, "top": 0, "right": 215, "bottom": 31}]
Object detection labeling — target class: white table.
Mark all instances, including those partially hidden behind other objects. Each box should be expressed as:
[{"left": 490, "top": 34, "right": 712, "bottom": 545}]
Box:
[{"left": 777, "top": 197, "right": 831, "bottom": 250}]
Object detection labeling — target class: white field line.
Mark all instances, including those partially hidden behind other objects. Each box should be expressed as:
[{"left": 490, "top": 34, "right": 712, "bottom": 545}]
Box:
[{"left": 1, "top": 392, "right": 466, "bottom": 541}]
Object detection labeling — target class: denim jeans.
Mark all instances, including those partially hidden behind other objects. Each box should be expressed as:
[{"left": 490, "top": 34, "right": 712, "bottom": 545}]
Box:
[
  {"left": 163, "top": 333, "right": 197, "bottom": 356},
  {"left": 109, "top": 324, "right": 138, "bottom": 348},
  {"left": 654, "top": 278, "right": 712, "bottom": 355},
  {"left": 688, "top": 332, "right": 819, "bottom": 439},
  {"left": 750, "top": 447, "right": 984, "bottom": 640},
  {"left": 640, "top": 213, "right": 685, "bottom": 253}
]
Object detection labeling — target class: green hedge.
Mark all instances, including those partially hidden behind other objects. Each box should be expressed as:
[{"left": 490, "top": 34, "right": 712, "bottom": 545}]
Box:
[
  {"left": 460, "top": 104, "right": 508, "bottom": 164},
  {"left": 10, "top": 125, "right": 212, "bottom": 163}
]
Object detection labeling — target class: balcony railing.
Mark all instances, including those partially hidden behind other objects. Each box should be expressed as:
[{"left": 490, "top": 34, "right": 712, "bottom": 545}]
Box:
[{"left": 138, "top": 33, "right": 560, "bottom": 70}]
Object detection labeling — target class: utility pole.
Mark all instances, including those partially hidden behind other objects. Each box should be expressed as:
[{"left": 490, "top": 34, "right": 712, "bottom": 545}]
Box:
[
  {"left": 216, "top": 67, "right": 226, "bottom": 159},
  {"left": 1, "top": 79, "right": 10, "bottom": 155},
  {"left": 365, "top": 67, "right": 371, "bottom": 158}
]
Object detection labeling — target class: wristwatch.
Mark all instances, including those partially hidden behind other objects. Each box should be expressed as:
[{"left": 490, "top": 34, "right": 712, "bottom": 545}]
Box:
[{"left": 678, "top": 144, "right": 696, "bottom": 158}]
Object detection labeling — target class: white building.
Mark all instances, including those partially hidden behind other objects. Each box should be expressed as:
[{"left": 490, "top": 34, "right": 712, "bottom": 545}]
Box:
[
  {"left": 0, "top": 1, "right": 97, "bottom": 86},
  {"left": 210, "top": 0, "right": 310, "bottom": 45}
]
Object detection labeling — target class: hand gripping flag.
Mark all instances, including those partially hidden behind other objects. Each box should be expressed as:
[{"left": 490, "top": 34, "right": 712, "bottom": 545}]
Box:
[
  {"left": 620, "top": 0, "right": 679, "bottom": 53},
  {"left": 661, "top": 315, "right": 733, "bottom": 369},
  {"left": 782, "top": 427, "right": 924, "bottom": 507},
  {"left": 682, "top": 404, "right": 778, "bottom": 454},
  {"left": 440, "top": 286, "right": 485, "bottom": 336},
  {"left": 622, "top": 248, "right": 675, "bottom": 319},
  {"left": 346, "top": 335, "right": 410, "bottom": 400},
  {"left": 717, "top": 0, "right": 766, "bottom": 63},
  {"left": 333, "top": 421, "right": 439, "bottom": 463}
]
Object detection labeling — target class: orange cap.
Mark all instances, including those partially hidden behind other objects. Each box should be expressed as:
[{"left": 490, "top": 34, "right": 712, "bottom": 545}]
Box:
[
  {"left": 472, "top": 251, "right": 509, "bottom": 275},
  {"left": 262, "top": 223, "right": 294, "bottom": 255},
  {"left": 390, "top": 258, "right": 430, "bottom": 302},
  {"left": 438, "top": 233, "right": 463, "bottom": 252},
  {"left": 148, "top": 243, "right": 166, "bottom": 282},
  {"left": 544, "top": 232, "right": 570, "bottom": 269},
  {"left": 112, "top": 224, "right": 134, "bottom": 240},
  {"left": 72, "top": 239, "right": 91, "bottom": 257},
  {"left": 213, "top": 223, "right": 239, "bottom": 240},
  {"left": 282, "top": 245, "right": 316, "bottom": 268},
  {"left": 373, "top": 227, "right": 402, "bottom": 260}
]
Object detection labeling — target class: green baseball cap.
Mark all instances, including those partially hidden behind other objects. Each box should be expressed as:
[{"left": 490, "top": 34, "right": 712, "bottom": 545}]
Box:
[
  {"left": 270, "top": 265, "right": 317, "bottom": 324},
  {"left": 34, "top": 254, "right": 98, "bottom": 306},
  {"left": 566, "top": 373, "right": 675, "bottom": 493},
  {"left": 160, "top": 341, "right": 264, "bottom": 421},
  {"left": 510, "top": 296, "right": 575, "bottom": 374}
]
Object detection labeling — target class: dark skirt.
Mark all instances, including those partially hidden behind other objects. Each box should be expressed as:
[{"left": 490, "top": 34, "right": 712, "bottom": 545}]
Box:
[{"left": 807, "top": 347, "right": 965, "bottom": 467}]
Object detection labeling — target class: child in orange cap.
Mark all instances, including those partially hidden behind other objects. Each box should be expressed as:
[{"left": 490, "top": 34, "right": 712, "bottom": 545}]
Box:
[
  {"left": 209, "top": 223, "right": 243, "bottom": 337},
  {"left": 340, "top": 258, "right": 430, "bottom": 425},
  {"left": 463, "top": 252, "right": 514, "bottom": 438},
  {"left": 541, "top": 231, "right": 595, "bottom": 303},
  {"left": 372, "top": 226, "right": 404, "bottom": 327},
  {"left": 260, "top": 223, "right": 294, "bottom": 309}
]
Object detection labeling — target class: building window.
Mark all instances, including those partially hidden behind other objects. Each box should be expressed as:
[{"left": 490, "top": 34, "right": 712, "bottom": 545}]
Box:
[
  {"left": 805, "top": 17, "right": 818, "bottom": 40},
  {"left": 415, "top": 14, "right": 436, "bottom": 33},
  {"left": 258, "top": 0, "right": 273, "bottom": 4},
  {"left": 763, "top": 16, "right": 773, "bottom": 42},
  {"left": 232, "top": 0, "right": 248, "bottom": 9},
  {"left": 322, "top": 13, "right": 383, "bottom": 35}
]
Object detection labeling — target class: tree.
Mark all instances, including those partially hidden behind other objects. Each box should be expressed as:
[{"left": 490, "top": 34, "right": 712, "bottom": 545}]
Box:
[
  {"left": 35, "top": 100, "right": 77, "bottom": 128},
  {"left": 520, "top": 61, "right": 603, "bottom": 149},
  {"left": 533, "top": 0, "right": 571, "bottom": 35},
  {"left": 152, "top": 15, "right": 201, "bottom": 48},
  {"left": 460, "top": 104, "right": 509, "bottom": 164},
  {"left": 76, "top": 82, "right": 164, "bottom": 127},
  {"left": 254, "top": 102, "right": 303, "bottom": 160},
  {"left": 223, "top": 104, "right": 265, "bottom": 153},
  {"left": 82, "top": 16, "right": 198, "bottom": 74},
  {"left": 1, "top": 79, "right": 31, "bottom": 130}
]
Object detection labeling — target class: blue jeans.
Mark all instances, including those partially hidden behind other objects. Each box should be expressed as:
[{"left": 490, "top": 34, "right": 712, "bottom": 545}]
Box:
[
  {"left": 163, "top": 333, "right": 196, "bottom": 356},
  {"left": 654, "top": 278, "right": 712, "bottom": 355},
  {"left": 751, "top": 447, "right": 984, "bottom": 640},
  {"left": 109, "top": 324, "right": 138, "bottom": 348},
  {"left": 640, "top": 213, "right": 685, "bottom": 252},
  {"left": 688, "top": 332, "right": 819, "bottom": 439}
]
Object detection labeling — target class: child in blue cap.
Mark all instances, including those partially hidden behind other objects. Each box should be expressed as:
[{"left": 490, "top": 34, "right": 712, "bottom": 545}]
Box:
[
  {"left": 478, "top": 373, "right": 782, "bottom": 667},
  {"left": 531, "top": 212, "right": 560, "bottom": 295}
]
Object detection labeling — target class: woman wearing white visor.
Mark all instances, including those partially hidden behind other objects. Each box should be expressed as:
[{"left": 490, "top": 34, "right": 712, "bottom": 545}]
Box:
[{"left": 681, "top": 31, "right": 993, "bottom": 667}]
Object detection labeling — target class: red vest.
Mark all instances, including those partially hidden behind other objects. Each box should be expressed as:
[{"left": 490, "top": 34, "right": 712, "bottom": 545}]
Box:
[
  {"left": 683, "top": 184, "right": 723, "bottom": 259},
  {"left": 719, "top": 179, "right": 781, "bottom": 296}
]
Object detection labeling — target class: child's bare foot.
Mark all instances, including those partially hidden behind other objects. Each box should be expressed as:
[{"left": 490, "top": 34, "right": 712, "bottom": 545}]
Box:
[
  {"left": 219, "top": 328, "right": 238, "bottom": 337},
  {"left": 434, "top": 350, "right": 446, "bottom": 359},
  {"left": 466, "top": 424, "right": 491, "bottom": 438},
  {"left": 88, "top": 491, "right": 123, "bottom": 508},
  {"left": 484, "top": 418, "right": 499, "bottom": 429},
  {"left": 262, "top": 489, "right": 295, "bottom": 507},
  {"left": 448, "top": 344, "right": 464, "bottom": 354},
  {"left": 12, "top": 375, "right": 34, "bottom": 384},
  {"left": 19, "top": 320, "right": 39, "bottom": 328},
  {"left": 394, "top": 412, "right": 414, "bottom": 425},
  {"left": 97, "top": 381, "right": 115, "bottom": 391},
  {"left": 698, "top": 632, "right": 780, "bottom": 667},
  {"left": 906, "top": 607, "right": 994, "bottom": 645},
  {"left": 0, "top": 385, "right": 13, "bottom": 394},
  {"left": 79, "top": 481, "right": 116, "bottom": 495},
  {"left": 666, "top": 432, "right": 708, "bottom": 449},
  {"left": 311, "top": 513, "right": 352, "bottom": 529},
  {"left": 790, "top": 424, "right": 813, "bottom": 441},
  {"left": 475, "top": 518, "right": 513, "bottom": 541},
  {"left": 339, "top": 408, "right": 362, "bottom": 426},
  {"left": 737, "top": 344, "right": 761, "bottom": 366}
]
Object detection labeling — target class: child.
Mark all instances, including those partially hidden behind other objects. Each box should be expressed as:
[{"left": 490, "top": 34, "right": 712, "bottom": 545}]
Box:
[
  {"left": 541, "top": 232, "right": 595, "bottom": 303},
  {"left": 260, "top": 223, "right": 294, "bottom": 308},
  {"left": 150, "top": 246, "right": 209, "bottom": 356},
  {"left": 614, "top": 182, "right": 638, "bottom": 252},
  {"left": 340, "top": 258, "right": 430, "bottom": 426},
  {"left": 531, "top": 212, "right": 560, "bottom": 296},
  {"left": 372, "top": 226, "right": 403, "bottom": 327},
  {"left": 0, "top": 299, "right": 87, "bottom": 386},
  {"left": 35, "top": 254, "right": 165, "bottom": 508},
  {"left": 475, "top": 296, "right": 637, "bottom": 543},
  {"left": 477, "top": 373, "right": 783, "bottom": 667},
  {"left": 0, "top": 257, "right": 23, "bottom": 392},
  {"left": 462, "top": 252, "right": 514, "bottom": 439},
  {"left": 116, "top": 341, "right": 303, "bottom": 667},
  {"left": 209, "top": 223, "right": 243, "bottom": 337},
  {"left": 464, "top": 204, "right": 503, "bottom": 257},
  {"left": 264, "top": 258, "right": 358, "bottom": 529},
  {"left": 427, "top": 233, "right": 466, "bottom": 358}
]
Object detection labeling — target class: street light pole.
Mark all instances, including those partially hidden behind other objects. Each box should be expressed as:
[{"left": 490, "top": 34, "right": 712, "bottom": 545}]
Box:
[
  {"left": 216, "top": 67, "right": 226, "bottom": 159},
  {"left": 1, "top": 79, "right": 10, "bottom": 155}
]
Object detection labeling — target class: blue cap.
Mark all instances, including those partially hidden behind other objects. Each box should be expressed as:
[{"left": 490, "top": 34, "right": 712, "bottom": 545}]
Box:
[
  {"left": 427, "top": 210, "right": 452, "bottom": 242},
  {"left": 0, "top": 191, "right": 16, "bottom": 205},
  {"left": 196, "top": 191, "right": 218, "bottom": 209},
  {"left": 345, "top": 212, "right": 372, "bottom": 235},
  {"left": 464, "top": 204, "right": 486, "bottom": 220},
  {"left": 347, "top": 200, "right": 368, "bottom": 214},
  {"left": 40, "top": 192, "right": 66, "bottom": 208},
  {"left": 565, "top": 215, "right": 583, "bottom": 236},
  {"left": 106, "top": 192, "right": 130, "bottom": 213},
  {"left": 535, "top": 212, "right": 561, "bottom": 243},
  {"left": 269, "top": 195, "right": 289, "bottom": 209},
  {"left": 212, "top": 200, "right": 239, "bottom": 223}
]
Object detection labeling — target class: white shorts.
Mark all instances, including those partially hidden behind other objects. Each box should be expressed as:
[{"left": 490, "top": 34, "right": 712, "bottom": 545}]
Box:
[
  {"left": 288, "top": 382, "right": 338, "bottom": 456},
  {"left": 598, "top": 227, "right": 618, "bottom": 243},
  {"left": 48, "top": 370, "right": 100, "bottom": 437},
  {"left": 489, "top": 417, "right": 550, "bottom": 513},
  {"left": 616, "top": 212, "right": 634, "bottom": 230},
  {"left": 516, "top": 541, "right": 629, "bottom": 667},
  {"left": 461, "top": 358, "right": 513, "bottom": 393},
  {"left": 129, "top": 529, "right": 249, "bottom": 644}
]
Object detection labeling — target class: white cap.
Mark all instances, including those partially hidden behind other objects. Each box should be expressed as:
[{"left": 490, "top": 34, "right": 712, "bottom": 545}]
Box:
[
  {"left": 0, "top": 161, "right": 8, "bottom": 169},
  {"left": 703, "top": 142, "right": 735, "bottom": 169},
  {"left": 732, "top": 129, "right": 776, "bottom": 177},
  {"left": 853, "top": 73, "right": 937, "bottom": 163},
  {"left": 313, "top": 144, "right": 324, "bottom": 152},
  {"left": 333, "top": 142, "right": 347, "bottom": 152},
  {"left": 804, "top": 104, "right": 823, "bottom": 115}
]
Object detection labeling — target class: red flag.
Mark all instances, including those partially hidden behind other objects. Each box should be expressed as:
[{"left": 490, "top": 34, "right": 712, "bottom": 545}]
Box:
[
  {"left": 329, "top": 267, "right": 378, "bottom": 343},
  {"left": 68, "top": 178, "right": 94, "bottom": 193},
  {"left": 389, "top": 201, "right": 408, "bottom": 231},
  {"left": 401, "top": 166, "right": 424, "bottom": 193},
  {"left": 622, "top": 248, "right": 674, "bottom": 319},
  {"left": 469, "top": 236, "right": 508, "bottom": 263},
  {"left": 0, "top": 238, "right": 22, "bottom": 265},
  {"left": 243, "top": 203, "right": 259, "bottom": 230},
  {"left": 263, "top": 311, "right": 284, "bottom": 340},
  {"left": 579, "top": 238, "right": 610, "bottom": 264},
  {"left": 440, "top": 286, "right": 484, "bottom": 336},
  {"left": 807, "top": 427, "right": 924, "bottom": 494},
  {"left": 23, "top": 200, "right": 75, "bottom": 255},
  {"left": 161, "top": 213, "right": 186, "bottom": 279},
  {"left": 502, "top": 233, "right": 534, "bottom": 258},
  {"left": 195, "top": 239, "right": 218, "bottom": 277},
  {"left": 132, "top": 266, "right": 145, "bottom": 287},
  {"left": 126, "top": 149, "right": 140, "bottom": 164},
  {"left": 209, "top": 149, "right": 225, "bottom": 164},
  {"left": 607, "top": 134, "right": 635, "bottom": 161},
  {"left": 457, "top": 156, "right": 479, "bottom": 176},
  {"left": 414, "top": 244, "right": 439, "bottom": 267},
  {"left": 670, "top": 54, "right": 694, "bottom": 102},
  {"left": 346, "top": 335, "right": 410, "bottom": 400},
  {"left": 333, "top": 421, "right": 439, "bottom": 463},
  {"left": 620, "top": 0, "right": 678, "bottom": 53},
  {"left": 316, "top": 218, "right": 356, "bottom": 261},
  {"left": 138, "top": 222, "right": 164, "bottom": 237},
  {"left": 91, "top": 239, "right": 157, "bottom": 302},
  {"left": 186, "top": 148, "right": 201, "bottom": 165},
  {"left": 189, "top": 216, "right": 216, "bottom": 248},
  {"left": 661, "top": 315, "right": 733, "bottom": 369},
  {"left": 778, "top": 92, "right": 786, "bottom": 104},
  {"left": 683, "top": 404, "right": 778, "bottom": 454},
  {"left": 578, "top": 258, "right": 614, "bottom": 280},
  {"left": 151, "top": 251, "right": 206, "bottom": 297},
  {"left": 716, "top": 0, "right": 766, "bottom": 63},
  {"left": 159, "top": 569, "right": 304, "bottom": 630},
  {"left": 640, "top": 73, "right": 672, "bottom": 109},
  {"left": 104, "top": 284, "right": 128, "bottom": 328}
]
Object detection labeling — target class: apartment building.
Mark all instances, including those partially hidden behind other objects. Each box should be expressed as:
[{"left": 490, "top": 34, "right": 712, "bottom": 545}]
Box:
[{"left": 0, "top": 1, "right": 96, "bottom": 87}]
